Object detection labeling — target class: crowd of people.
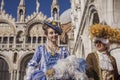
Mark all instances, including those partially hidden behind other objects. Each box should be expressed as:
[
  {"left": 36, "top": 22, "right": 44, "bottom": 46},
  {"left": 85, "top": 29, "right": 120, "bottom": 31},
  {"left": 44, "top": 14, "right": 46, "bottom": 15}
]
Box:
[{"left": 26, "top": 20, "right": 120, "bottom": 80}]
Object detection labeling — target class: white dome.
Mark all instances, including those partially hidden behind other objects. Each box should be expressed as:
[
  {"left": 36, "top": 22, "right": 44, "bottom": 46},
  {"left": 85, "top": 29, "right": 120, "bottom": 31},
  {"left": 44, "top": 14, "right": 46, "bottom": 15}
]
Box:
[{"left": 60, "top": 9, "right": 71, "bottom": 24}]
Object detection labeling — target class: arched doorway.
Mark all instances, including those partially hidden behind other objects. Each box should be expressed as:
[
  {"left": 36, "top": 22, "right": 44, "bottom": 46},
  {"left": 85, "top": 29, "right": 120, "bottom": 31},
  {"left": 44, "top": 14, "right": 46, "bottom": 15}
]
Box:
[
  {"left": 0, "top": 57, "right": 10, "bottom": 80},
  {"left": 19, "top": 54, "right": 33, "bottom": 80}
]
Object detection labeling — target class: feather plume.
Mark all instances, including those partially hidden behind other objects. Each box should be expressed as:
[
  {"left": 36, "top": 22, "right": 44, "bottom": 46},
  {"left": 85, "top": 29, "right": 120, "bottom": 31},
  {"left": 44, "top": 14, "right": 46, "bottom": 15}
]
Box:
[{"left": 53, "top": 55, "right": 88, "bottom": 80}]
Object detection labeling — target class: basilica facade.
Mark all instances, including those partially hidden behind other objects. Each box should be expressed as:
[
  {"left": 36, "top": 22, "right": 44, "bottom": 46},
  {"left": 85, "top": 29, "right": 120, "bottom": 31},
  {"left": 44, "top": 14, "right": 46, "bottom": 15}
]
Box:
[
  {"left": 0, "top": 0, "right": 73, "bottom": 80},
  {"left": 0, "top": 0, "right": 120, "bottom": 80}
]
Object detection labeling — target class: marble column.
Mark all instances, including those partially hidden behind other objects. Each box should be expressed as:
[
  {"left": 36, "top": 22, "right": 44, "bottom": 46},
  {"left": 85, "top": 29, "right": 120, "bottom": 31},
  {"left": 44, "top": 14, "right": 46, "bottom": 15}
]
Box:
[
  {"left": 35, "top": 36, "right": 38, "bottom": 48},
  {"left": 14, "top": 35, "right": 16, "bottom": 49},
  {"left": 23, "top": 34, "right": 26, "bottom": 48},
  {"left": 41, "top": 36, "right": 43, "bottom": 45},
  {"left": 17, "top": 70, "right": 19, "bottom": 80},
  {"left": 10, "top": 70, "right": 13, "bottom": 80},
  {"left": 13, "top": 70, "right": 17, "bottom": 80},
  {"left": 31, "top": 36, "right": 33, "bottom": 48},
  {"left": 7, "top": 36, "right": 10, "bottom": 48}
]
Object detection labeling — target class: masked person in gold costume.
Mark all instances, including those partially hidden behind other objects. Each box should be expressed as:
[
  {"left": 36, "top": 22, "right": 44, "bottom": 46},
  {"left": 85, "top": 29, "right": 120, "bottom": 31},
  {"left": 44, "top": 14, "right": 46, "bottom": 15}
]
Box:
[{"left": 86, "top": 24, "right": 119, "bottom": 80}]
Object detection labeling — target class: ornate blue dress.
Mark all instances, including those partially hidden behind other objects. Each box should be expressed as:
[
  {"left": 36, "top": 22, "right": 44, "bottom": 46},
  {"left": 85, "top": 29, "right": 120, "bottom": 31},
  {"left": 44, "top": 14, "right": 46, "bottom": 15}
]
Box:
[{"left": 26, "top": 45, "right": 70, "bottom": 80}]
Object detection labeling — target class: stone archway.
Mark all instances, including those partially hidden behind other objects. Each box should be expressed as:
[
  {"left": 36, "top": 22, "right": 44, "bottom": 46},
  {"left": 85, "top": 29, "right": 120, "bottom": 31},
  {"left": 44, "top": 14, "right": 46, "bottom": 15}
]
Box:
[
  {"left": 0, "top": 57, "right": 10, "bottom": 80},
  {"left": 88, "top": 4, "right": 100, "bottom": 25},
  {"left": 19, "top": 53, "right": 33, "bottom": 80}
]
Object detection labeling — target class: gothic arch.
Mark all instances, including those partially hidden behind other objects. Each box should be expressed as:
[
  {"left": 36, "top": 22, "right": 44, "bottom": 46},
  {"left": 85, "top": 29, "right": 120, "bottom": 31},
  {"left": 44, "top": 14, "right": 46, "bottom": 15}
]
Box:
[
  {"left": 26, "top": 21, "right": 44, "bottom": 37},
  {"left": 82, "top": 4, "right": 100, "bottom": 36},
  {"left": 78, "top": 4, "right": 100, "bottom": 57},
  {"left": 18, "top": 53, "right": 34, "bottom": 80},
  {"left": 87, "top": 4, "right": 100, "bottom": 51},
  {"left": 0, "top": 54, "right": 13, "bottom": 80},
  {"left": 0, "top": 54, "right": 13, "bottom": 71},
  {"left": 17, "top": 52, "right": 34, "bottom": 70},
  {"left": 0, "top": 19, "right": 16, "bottom": 35},
  {"left": 88, "top": 4, "right": 100, "bottom": 25},
  {"left": 26, "top": 20, "right": 43, "bottom": 32}
]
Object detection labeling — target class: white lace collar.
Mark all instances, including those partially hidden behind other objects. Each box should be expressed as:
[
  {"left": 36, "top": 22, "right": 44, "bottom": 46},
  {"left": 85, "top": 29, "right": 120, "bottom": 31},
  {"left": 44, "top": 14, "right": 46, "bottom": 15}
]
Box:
[{"left": 96, "top": 51, "right": 113, "bottom": 71}]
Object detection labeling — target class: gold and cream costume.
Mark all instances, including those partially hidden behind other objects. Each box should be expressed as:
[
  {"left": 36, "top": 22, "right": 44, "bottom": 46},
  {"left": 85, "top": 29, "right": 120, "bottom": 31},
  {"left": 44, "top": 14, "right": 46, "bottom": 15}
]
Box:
[{"left": 86, "top": 51, "right": 119, "bottom": 80}]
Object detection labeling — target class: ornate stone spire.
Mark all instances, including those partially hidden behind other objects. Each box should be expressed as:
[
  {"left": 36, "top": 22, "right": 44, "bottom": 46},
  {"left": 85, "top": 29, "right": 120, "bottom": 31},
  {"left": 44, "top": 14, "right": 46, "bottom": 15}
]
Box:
[
  {"left": 52, "top": 0, "right": 58, "bottom": 5},
  {"left": 1, "top": 0, "right": 4, "bottom": 11},
  {"left": 19, "top": 0, "right": 25, "bottom": 6},
  {"left": 51, "top": 0, "right": 59, "bottom": 22},
  {"left": 17, "top": 0, "right": 26, "bottom": 22},
  {"left": 36, "top": 0, "right": 40, "bottom": 13}
]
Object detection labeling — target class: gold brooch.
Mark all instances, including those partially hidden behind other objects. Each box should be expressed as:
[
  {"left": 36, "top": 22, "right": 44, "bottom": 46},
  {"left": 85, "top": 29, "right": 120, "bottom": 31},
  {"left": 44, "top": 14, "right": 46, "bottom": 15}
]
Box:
[
  {"left": 52, "top": 21, "right": 57, "bottom": 26},
  {"left": 51, "top": 52, "right": 55, "bottom": 56}
]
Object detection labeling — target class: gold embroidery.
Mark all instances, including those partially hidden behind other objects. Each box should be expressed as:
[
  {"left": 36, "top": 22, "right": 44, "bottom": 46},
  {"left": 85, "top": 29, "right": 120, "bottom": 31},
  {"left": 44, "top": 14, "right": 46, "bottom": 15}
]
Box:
[
  {"left": 94, "top": 52, "right": 114, "bottom": 80},
  {"left": 94, "top": 52, "right": 102, "bottom": 80}
]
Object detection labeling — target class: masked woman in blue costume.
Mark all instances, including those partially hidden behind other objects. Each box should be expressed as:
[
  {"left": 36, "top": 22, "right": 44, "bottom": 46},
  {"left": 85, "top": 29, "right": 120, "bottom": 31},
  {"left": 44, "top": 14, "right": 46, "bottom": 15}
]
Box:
[{"left": 26, "top": 20, "right": 70, "bottom": 80}]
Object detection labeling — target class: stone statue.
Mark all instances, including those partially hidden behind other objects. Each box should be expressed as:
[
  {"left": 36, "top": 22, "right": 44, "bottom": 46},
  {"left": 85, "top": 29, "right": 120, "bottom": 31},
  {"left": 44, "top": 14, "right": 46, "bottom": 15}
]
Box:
[
  {"left": 36, "top": 0, "right": 40, "bottom": 13},
  {"left": 1, "top": 0, "right": 4, "bottom": 11}
]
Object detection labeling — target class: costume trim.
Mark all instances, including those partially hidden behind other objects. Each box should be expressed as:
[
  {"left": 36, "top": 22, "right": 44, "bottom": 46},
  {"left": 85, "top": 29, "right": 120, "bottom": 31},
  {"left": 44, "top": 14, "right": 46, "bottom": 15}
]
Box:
[
  {"left": 94, "top": 52, "right": 114, "bottom": 80},
  {"left": 94, "top": 52, "right": 102, "bottom": 80}
]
